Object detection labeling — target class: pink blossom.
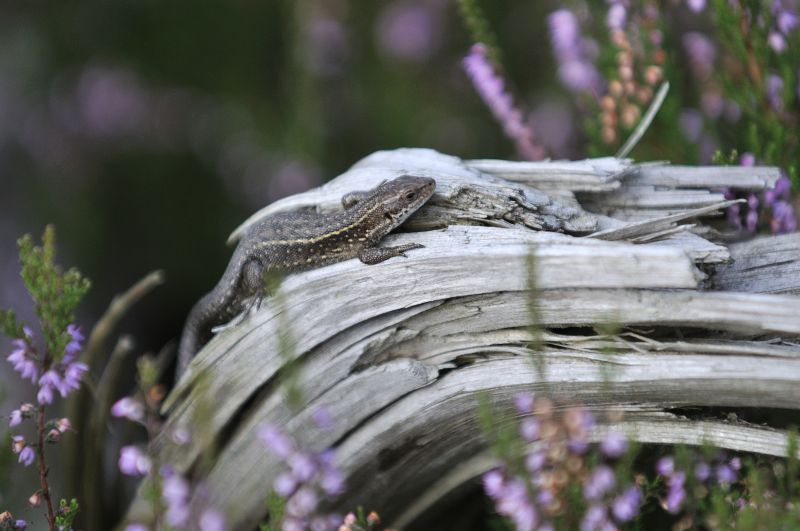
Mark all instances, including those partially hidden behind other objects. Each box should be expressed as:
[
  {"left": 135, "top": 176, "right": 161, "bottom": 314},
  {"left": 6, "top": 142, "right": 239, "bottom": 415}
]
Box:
[{"left": 118, "top": 445, "right": 151, "bottom": 476}]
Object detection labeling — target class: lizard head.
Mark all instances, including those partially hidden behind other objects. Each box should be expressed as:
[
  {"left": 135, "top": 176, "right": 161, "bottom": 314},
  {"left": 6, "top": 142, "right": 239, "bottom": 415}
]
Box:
[{"left": 375, "top": 175, "right": 436, "bottom": 225}]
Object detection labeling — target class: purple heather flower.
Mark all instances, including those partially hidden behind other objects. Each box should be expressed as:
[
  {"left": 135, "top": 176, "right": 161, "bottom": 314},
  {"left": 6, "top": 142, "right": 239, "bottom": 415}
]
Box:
[
  {"left": 612, "top": 486, "right": 641, "bottom": 522},
  {"left": 8, "top": 340, "right": 39, "bottom": 384},
  {"left": 581, "top": 505, "right": 608, "bottom": 531},
  {"left": 548, "top": 9, "right": 602, "bottom": 96},
  {"left": 18, "top": 446, "right": 35, "bottom": 466},
  {"left": 259, "top": 424, "right": 294, "bottom": 458},
  {"left": 511, "top": 502, "right": 537, "bottom": 531},
  {"left": 64, "top": 324, "right": 84, "bottom": 362},
  {"left": 665, "top": 484, "right": 685, "bottom": 513},
  {"left": 9, "top": 409, "right": 23, "bottom": 427},
  {"left": 14, "top": 521, "right": 27, "bottom": 531},
  {"left": 376, "top": 1, "right": 441, "bottom": 63},
  {"left": 769, "top": 31, "right": 788, "bottom": 52},
  {"left": 549, "top": 10, "right": 579, "bottom": 55},
  {"left": 606, "top": 4, "right": 627, "bottom": 30},
  {"left": 771, "top": 201, "right": 798, "bottom": 233},
  {"left": 695, "top": 462, "right": 711, "bottom": 481},
  {"left": 462, "top": 44, "right": 545, "bottom": 160},
  {"left": 740, "top": 152, "right": 756, "bottom": 167},
  {"left": 111, "top": 397, "right": 145, "bottom": 422},
  {"left": 287, "top": 486, "right": 318, "bottom": 518},
  {"left": 312, "top": 406, "right": 334, "bottom": 429},
  {"left": 124, "top": 525, "right": 148, "bottom": 531},
  {"left": 320, "top": 468, "right": 345, "bottom": 496},
  {"left": 274, "top": 471, "right": 298, "bottom": 497},
  {"left": 767, "top": 74, "right": 785, "bottom": 111},
  {"left": 784, "top": 12, "right": 799, "bottom": 32},
  {"left": 514, "top": 392, "right": 535, "bottom": 414},
  {"left": 118, "top": 445, "right": 151, "bottom": 476},
  {"left": 729, "top": 457, "right": 742, "bottom": 470},
  {"left": 746, "top": 193, "right": 759, "bottom": 232},
  {"left": 687, "top": 0, "right": 706, "bottom": 11},
  {"left": 701, "top": 92, "right": 724, "bottom": 119},
  {"left": 656, "top": 456, "right": 675, "bottom": 476},
  {"left": 58, "top": 361, "right": 88, "bottom": 396},
  {"left": 163, "top": 474, "right": 191, "bottom": 527},
  {"left": 601, "top": 431, "right": 628, "bottom": 458},
  {"left": 682, "top": 32, "right": 716, "bottom": 80},
  {"left": 668, "top": 471, "right": 686, "bottom": 488},
  {"left": 525, "top": 450, "right": 546, "bottom": 473},
  {"left": 495, "top": 477, "right": 529, "bottom": 516},
  {"left": 282, "top": 517, "right": 304, "bottom": 531},
  {"left": 37, "top": 370, "right": 62, "bottom": 405},
  {"left": 584, "top": 465, "right": 616, "bottom": 501},
  {"left": 716, "top": 463, "right": 736, "bottom": 483},
  {"left": 483, "top": 469, "right": 505, "bottom": 498},
  {"left": 11, "top": 435, "right": 25, "bottom": 454},
  {"left": 679, "top": 109, "right": 704, "bottom": 142},
  {"left": 288, "top": 452, "right": 317, "bottom": 482},
  {"left": 519, "top": 417, "right": 540, "bottom": 442},
  {"left": 199, "top": 508, "right": 227, "bottom": 531}
]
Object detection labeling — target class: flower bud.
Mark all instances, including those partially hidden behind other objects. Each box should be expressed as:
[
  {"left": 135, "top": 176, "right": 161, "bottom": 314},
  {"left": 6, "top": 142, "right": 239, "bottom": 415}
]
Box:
[
  {"left": 56, "top": 418, "right": 72, "bottom": 433},
  {"left": 47, "top": 428, "right": 61, "bottom": 443},
  {"left": 28, "top": 492, "right": 42, "bottom": 508},
  {"left": 11, "top": 436, "right": 25, "bottom": 454},
  {"left": 19, "top": 403, "right": 35, "bottom": 414},
  {"left": 366, "top": 511, "right": 381, "bottom": 525}
]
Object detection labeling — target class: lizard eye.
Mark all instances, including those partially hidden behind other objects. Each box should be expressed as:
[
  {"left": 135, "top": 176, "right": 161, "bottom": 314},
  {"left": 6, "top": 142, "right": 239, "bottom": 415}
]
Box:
[{"left": 405, "top": 191, "right": 417, "bottom": 201}]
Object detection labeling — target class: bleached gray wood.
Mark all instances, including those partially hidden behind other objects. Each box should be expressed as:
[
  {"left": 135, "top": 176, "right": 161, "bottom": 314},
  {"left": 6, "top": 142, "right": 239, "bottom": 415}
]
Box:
[
  {"left": 630, "top": 164, "right": 781, "bottom": 189},
  {"left": 128, "top": 149, "right": 796, "bottom": 530},
  {"left": 713, "top": 233, "right": 800, "bottom": 294},
  {"left": 465, "top": 157, "right": 628, "bottom": 192}
]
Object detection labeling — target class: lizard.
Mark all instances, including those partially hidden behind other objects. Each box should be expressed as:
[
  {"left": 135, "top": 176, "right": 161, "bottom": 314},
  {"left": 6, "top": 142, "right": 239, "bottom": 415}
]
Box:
[{"left": 177, "top": 175, "right": 436, "bottom": 377}]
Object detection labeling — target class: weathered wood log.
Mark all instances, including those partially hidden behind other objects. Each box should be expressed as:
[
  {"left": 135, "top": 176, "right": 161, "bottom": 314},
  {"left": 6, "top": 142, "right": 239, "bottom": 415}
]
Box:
[{"left": 126, "top": 149, "right": 799, "bottom": 530}]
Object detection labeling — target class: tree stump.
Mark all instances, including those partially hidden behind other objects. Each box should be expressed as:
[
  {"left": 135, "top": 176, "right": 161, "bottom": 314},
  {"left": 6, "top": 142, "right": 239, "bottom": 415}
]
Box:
[{"left": 127, "top": 148, "right": 799, "bottom": 530}]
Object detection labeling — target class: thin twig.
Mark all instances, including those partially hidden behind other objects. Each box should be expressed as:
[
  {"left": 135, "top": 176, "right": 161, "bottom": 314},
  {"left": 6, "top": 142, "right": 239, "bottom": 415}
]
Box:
[
  {"left": 616, "top": 81, "right": 670, "bottom": 159},
  {"left": 37, "top": 405, "right": 56, "bottom": 530}
]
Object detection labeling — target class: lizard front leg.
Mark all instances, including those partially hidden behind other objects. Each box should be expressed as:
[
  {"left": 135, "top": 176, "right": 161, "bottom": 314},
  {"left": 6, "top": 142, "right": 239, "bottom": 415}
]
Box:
[{"left": 358, "top": 243, "right": 424, "bottom": 264}]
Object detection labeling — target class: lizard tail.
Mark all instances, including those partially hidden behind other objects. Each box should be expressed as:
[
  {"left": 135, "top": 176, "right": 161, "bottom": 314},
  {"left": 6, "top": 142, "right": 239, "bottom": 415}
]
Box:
[{"left": 176, "top": 295, "right": 214, "bottom": 380}]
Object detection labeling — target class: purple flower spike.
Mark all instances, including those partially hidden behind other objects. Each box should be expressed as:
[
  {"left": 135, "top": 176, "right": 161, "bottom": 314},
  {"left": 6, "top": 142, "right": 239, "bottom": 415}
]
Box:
[
  {"left": 64, "top": 324, "right": 85, "bottom": 361},
  {"left": 601, "top": 431, "right": 628, "bottom": 458},
  {"left": 462, "top": 44, "right": 545, "bottom": 160},
  {"left": 18, "top": 446, "right": 35, "bottom": 466},
  {"left": 514, "top": 392, "right": 535, "bottom": 414},
  {"left": 163, "top": 474, "right": 191, "bottom": 527},
  {"left": 15, "top": 520, "right": 28, "bottom": 531},
  {"left": 612, "top": 486, "right": 641, "bottom": 522}
]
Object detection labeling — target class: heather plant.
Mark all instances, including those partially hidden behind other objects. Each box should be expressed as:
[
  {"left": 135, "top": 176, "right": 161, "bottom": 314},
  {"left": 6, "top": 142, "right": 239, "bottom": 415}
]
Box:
[
  {"left": 1, "top": 225, "right": 90, "bottom": 531},
  {"left": 480, "top": 392, "right": 800, "bottom": 530},
  {"left": 459, "top": 0, "right": 798, "bottom": 234},
  {"left": 112, "top": 361, "right": 227, "bottom": 531}
]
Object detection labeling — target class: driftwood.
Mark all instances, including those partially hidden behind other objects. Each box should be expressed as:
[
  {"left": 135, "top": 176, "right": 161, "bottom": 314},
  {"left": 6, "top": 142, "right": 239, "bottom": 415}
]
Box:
[{"left": 127, "top": 148, "right": 798, "bottom": 530}]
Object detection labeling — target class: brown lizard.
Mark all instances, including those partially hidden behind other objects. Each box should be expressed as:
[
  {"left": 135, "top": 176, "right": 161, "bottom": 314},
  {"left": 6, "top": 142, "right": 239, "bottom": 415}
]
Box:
[{"left": 177, "top": 175, "right": 436, "bottom": 376}]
